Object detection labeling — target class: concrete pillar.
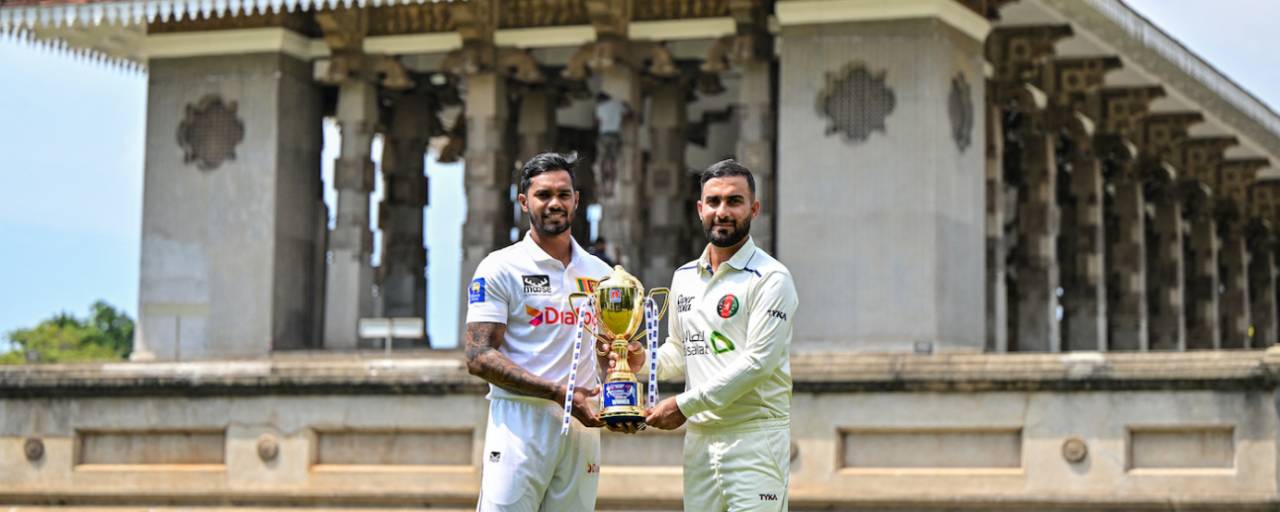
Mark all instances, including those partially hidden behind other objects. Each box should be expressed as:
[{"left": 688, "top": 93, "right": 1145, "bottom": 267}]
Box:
[
  {"left": 378, "top": 91, "right": 432, "bottom": 342},
  {"left": 598, "top": 66, "right": 645, "bottom": 270},
  {"left": 1183, "top": 186, "right": 1220, "bottom": 349},
  {"left": 323, "top": 78, "right": 378, "bottom": 350},
  {"left": 776, "top": 4, "right": 989, "bottom": 352},
  {"left": 1145, "top": 174, "right": 1185, "bottom": 351},
  {"left": 985, "top": 100, "right": 1008, "bottom": 353},
  {"left": 516, "top": 86, "right": 558, "bottom": 235},
  {"left": 1106, "top": 175, "right": 1148, "bottom": 350},
  {"left": 1060, "top": 136, "right": 1107, "bottom": 351},
  {"left": 643, "top": 83, "right": 688, "bottom": 288},
  {"left": 1011, "top": 116, "right": 1060, "bottom": 352},
  {"left": 459, "top": 71, "right": 513, "bottom": 314},
  {"left": 136, "top": 53, "right": 324, "bottom": 360},
  {"left": 1218, "top": 221, "right": 1251, "bottom": 348},
  {"left": 737, "top": 59, "right": 776, "bottom": 253},
  {"left": 1248, "top": 229, "right": 1278, "bottom": 347}
]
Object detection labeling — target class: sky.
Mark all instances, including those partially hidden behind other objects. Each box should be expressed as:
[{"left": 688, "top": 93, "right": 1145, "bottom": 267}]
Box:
[{"left": 1, "top": 0, "right": 1278, "bottom": 353}]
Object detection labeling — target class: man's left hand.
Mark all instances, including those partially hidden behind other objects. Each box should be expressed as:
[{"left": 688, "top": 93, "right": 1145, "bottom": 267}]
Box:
[{"left": 644, "top": 397, "right": 687, "bottom": 430}]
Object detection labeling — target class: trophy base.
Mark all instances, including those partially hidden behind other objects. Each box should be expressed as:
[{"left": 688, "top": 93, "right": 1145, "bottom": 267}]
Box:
[{"left": 601, "top": 410, "right": 646, "bottom": 429}]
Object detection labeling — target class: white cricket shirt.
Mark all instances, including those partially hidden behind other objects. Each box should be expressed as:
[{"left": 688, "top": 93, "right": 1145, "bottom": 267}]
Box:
[
  {"left": 656, "top": 237, "right": 798, "bottom": 430},
  {"left": 467, "top": 233, "right": 614, "bottom": 402}
]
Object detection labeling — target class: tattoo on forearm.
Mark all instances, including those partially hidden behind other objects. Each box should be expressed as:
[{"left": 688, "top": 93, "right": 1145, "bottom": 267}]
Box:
[{"left": 464, "top": 322, "right": 559, "bottom": 401}]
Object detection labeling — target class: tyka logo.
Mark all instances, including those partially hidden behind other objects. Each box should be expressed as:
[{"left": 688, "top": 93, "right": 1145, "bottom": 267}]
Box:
[
  {"left": 759, "top": 493, "right": 778, "bottom": 501},
  {"left": 677, "top": 294, "right": 694, "bottom": 312},
  {"left": 766, "top": 309, "right": 788, "bottom": 321},
  {"left": 524, "top": 305, "right": 593, "bottom": 327},
  {"left": 522, "top": 274, "right": 551, "bottom": 294}
]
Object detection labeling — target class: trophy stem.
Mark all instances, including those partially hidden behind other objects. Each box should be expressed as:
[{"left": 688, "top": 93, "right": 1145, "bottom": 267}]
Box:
[{"left": 606, "top": 337, "right": 632, "bottom": 381}]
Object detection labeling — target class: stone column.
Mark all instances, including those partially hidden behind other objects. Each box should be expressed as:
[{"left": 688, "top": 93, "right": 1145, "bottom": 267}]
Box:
[
  {"left": 378, "top": 89, "right": 432, "bottom": 342},
  {"left": 448, "top": 1, "right": 514, "bottom": 330},
  {"left": 643, "top": 82, "right": 688, "bottom": 288},
  {"left": 459, "top": 71, "right": 512, "bottom": 303},
  {"left": 985, "top": 99, "right": 1008, "bottom": 353},
  {"left": 1060, "top": 127, "right": 1107, "bottom": 351},
  {"left": 1182, "top": 184, "right": 1220, "bottom": 349},
  {"left": 1145, "top": 169, "right": 1185, "bottom": 351},
  {"left": 135, "top": 52, "right": 324, "bottom": 360},
  {"left": 516, "top": 86, "right": 558, "bottom": 235},
  {"left": 1248, "top": 224, "right": 1278, "bottom": 347},
  {"left": 598, "top": 64, "right": 645, "bottom": 270},
  {"left": 323, "top": 70, "right": 379, "bottom": 350},
  {"left": 1219, "top": 219, "right": 1251, "bottom": 348},
  {"left": 1011, "top": 108, "right": 1060, "bottom": 352},
  {"left": 1046, "top": 57, "right": 1118, "bottom": 352},
  {"left": 728, "top": 2, "right": 777, "bottom": 253},
  {"left": 775, "top": 2, "right": 992, "bottom": 352}
]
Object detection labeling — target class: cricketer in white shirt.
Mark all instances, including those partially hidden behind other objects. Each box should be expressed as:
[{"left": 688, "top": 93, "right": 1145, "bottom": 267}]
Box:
[
  {"left": 464, "top": 154, "right": 612, "bottom": 512},
  {"left": 645, "top": 161, "right": 799, "bottom": 512}
]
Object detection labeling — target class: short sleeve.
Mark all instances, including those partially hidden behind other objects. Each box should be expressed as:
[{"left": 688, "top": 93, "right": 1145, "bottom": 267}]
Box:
[{"left": 465, "top": 258, "right": 511, "bottom": 324}]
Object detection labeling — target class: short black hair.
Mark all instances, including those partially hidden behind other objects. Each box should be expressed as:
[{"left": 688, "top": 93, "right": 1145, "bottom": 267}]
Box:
[
  {"left": 700, "top": 159, "right": 755, "bottom": 194},
  {"left": 520, "top": 152, "right": 577, "bottom": 193}
]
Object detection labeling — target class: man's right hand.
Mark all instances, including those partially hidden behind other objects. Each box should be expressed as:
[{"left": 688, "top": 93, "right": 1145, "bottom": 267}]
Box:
[{"left": 568, "top": 385, "right": 605, "bottom": 428}]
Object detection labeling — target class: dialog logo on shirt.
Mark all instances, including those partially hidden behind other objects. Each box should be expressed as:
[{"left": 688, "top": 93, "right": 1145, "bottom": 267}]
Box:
[
  {"left": 469, "top": 278, "right": 486, "bottom": 304},
  {"left": 524, "top": 305, "right": 592, "bottom": 327},
  {"left": 522, "top": 274, "right": 552, "bottom": 294},
  {"left": 717, "top": 294, "right": 739, "bottom": 318}
]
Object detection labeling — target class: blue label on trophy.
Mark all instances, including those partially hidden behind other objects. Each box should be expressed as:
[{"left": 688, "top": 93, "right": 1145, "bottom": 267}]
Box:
[{"left": 603, "top": 381, "right": 638, "bottom": 408}]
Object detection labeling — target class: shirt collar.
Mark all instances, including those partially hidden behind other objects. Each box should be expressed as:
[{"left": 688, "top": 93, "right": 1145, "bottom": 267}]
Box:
[
  {"left": 521, "top": 231, "right": 585, "bottom": 267},
  {"left": 696, "top": 236, "right": 758, "bottom": 275}
]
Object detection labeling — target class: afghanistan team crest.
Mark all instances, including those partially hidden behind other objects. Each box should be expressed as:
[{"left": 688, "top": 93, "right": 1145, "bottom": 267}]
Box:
[{"left": 717, "top": 294, "right": 739, "bottom": 318}]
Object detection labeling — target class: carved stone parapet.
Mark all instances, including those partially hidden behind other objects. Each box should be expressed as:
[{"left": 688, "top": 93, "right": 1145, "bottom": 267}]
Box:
[
  {"left": 1182, "top": 136, "right": 1238, "bottom": 186},
  {"left": 1048, "top": 56, "right": 1121, "bottom": 116},
  {"left": 1141, "top": 112, "right": 1203, "bottom": 166},
  {"left": 987, "top": 25, "right": 1072, "bottom": 88},
  {"left": 1219, "top": 158, "right": 1271, "bottom": 212},
  {"left": 1095, "top": 85, "right": 1165, "bottom": 143}
]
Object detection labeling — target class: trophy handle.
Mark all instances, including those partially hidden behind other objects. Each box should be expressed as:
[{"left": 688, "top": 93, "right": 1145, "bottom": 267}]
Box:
[{"left": 628, "top": 287, "right": 671, "bottom": 343}]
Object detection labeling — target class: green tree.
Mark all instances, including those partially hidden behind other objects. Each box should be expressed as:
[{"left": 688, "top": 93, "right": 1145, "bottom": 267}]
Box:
[{"left": 1, "top": 301, "right": 134, "bottom": 364}]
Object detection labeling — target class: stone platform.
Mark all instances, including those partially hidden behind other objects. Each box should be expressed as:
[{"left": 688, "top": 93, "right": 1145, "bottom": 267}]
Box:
[{"left": 2, "top": 349, "right": 1278, "bottom": 510}]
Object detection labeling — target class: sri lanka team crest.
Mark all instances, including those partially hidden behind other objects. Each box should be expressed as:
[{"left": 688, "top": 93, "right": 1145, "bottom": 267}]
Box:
[
  {"left": 576, "top": 278, "right": 598, "bottom": 293},
  {"left": 609, "top": 289, "right": 622, "bottom": 304},
  {"left": 469, "top": 278, "right": 486, "bottom": 304}
]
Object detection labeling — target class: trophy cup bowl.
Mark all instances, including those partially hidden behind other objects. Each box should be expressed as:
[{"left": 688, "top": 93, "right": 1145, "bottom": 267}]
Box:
[{"left": 587, "top": 266, "right": 668, "bottom": 429}]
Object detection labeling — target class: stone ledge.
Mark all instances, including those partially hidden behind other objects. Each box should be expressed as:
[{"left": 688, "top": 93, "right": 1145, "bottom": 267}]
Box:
[{"left": 0, "top": 349, "right": 1275, "bottom": 397}]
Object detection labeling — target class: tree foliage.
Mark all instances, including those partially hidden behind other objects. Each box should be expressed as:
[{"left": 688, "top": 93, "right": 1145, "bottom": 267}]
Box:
[{"left": 1, "top": 301, "right": 133, "bottom": 364}]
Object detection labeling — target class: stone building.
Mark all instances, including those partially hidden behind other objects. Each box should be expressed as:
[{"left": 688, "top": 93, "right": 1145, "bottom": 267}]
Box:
[{"left": 2, "top": 0, "right": 1280, "bottom": 510}]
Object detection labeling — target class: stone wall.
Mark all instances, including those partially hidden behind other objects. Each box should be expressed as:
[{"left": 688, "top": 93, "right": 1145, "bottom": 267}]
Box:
[{"left": 2, "top": 350, "right": 1277, "bottom": 510}]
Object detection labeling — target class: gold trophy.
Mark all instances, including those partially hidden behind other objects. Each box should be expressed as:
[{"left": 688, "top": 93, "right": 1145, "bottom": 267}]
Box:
[{"left": 574, "top": 265, "right": 668, "bottom": 429}]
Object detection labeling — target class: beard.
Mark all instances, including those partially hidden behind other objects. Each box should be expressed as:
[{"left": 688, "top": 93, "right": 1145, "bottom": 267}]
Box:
[
  {"left": 703, "top": 215, "right": 751, "bottom": 248},
  {"left": 531, "top": 207, "right": 574, "bottom": 237}
]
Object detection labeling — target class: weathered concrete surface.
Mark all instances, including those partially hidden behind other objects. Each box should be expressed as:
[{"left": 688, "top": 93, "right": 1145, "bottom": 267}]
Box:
[
  {"left": 135, "top": 53, "right": 324, "bottom": 361},
  {"left": 777, "top": 19, "right": 987, "bottom": 353},
  {"left": 2, "top": 350, "right": 1278, "bottom": 510}
]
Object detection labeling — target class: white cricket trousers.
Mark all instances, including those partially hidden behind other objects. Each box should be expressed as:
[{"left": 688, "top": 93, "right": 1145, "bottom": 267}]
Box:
[
  {"left": 476, "top": 397, "right": 601, "bottom": 512},
  {"left": 683, "top": 421, "right": 790, "bottom": 512}
]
